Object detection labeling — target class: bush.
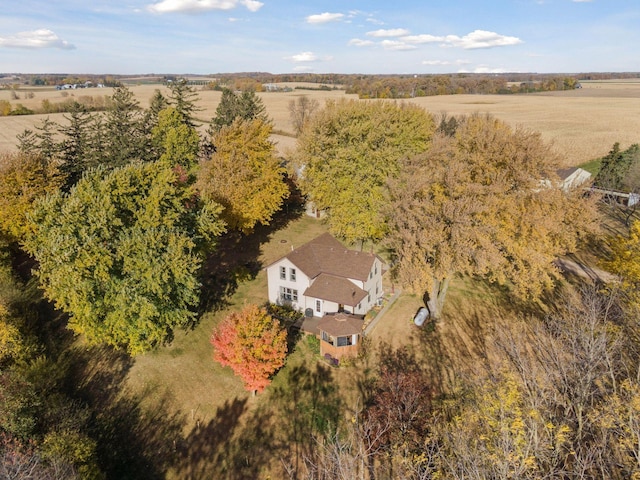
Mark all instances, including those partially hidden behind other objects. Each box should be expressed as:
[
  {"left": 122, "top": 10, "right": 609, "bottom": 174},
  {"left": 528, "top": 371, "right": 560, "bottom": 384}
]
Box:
[
  {"left": 264, "top": 303, "right": 302, "bottom": 324},
  {"left": 306, "top": 334, "right": 320, "bottom": 355}
]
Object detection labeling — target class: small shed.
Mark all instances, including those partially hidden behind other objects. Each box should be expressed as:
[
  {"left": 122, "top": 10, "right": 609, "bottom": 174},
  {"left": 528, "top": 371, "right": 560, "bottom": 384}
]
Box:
[
  {"left": 556, "top": 167, "right": 592, "bottom": 191},
  {"left": 317, "top": 312, "right": 364, "bottom": 361}
]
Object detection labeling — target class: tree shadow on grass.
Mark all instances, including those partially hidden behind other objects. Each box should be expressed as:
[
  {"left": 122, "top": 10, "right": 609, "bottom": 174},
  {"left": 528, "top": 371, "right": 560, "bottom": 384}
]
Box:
[
  {"left": 266, "top": 363, "right": 342, "bottom": 479},
  {"left": 171, "top": 397, "right": 250, "bottom": 479},
  {"left": 411, "top": 277, "right": 559, "bottom": 393},
  {"left": 196, "top": 197, "right": 304, "bottom": 318},
  {"left": 68, "top": 345, "right": 188, "bottom": 479},
  {"left": 171, "top": 362, "right": 339, "bottom": 479}
]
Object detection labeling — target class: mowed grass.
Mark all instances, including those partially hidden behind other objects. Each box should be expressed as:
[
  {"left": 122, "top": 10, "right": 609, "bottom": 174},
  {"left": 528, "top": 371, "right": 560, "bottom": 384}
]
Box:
[
  {"left": 123, "top": 214, "right": 330, "bottom": 432},
  {"left": 1, "top": 80, "right": 640, "bottom": 165}
]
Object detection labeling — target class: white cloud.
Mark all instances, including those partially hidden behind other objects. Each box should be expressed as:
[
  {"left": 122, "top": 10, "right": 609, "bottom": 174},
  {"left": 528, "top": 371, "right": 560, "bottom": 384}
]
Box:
[
  {"left": 402, "top": 34, "right": 446, "bottom": 44},
  {"left": 243, "top": 0, "right": 263, "bottom": 11},
  {"left": 348, "top": 38, "right": 375, "bottom": 47},
  {"left": 460, "top": 66, "right": 510, "bottom": 74},
  {"left": 380, "top": 40, "right": 416, "bottom": 51},
  {"left": 444, "top": 30, "right": 523, "bottom": 49},
  {"left": 147, "top": 0, "right": 263, "bottom": 14},
  {"left": 306, "top": 12, "right": 344, "bottom": 24},
  {"left": 365, "top": 17, "right": 384, "bottom": 25},
  {"left": 422, "top": 59, "right": 470, "bottom": 66},
  {"left": 288, "top": 51, "right": 318, "bottom": 62},
  {"left": 366, "top": 28, "right": 410, "bottom": 38},
  {"left": 0, "top": 29, "right": 75, "bottom": 49}
]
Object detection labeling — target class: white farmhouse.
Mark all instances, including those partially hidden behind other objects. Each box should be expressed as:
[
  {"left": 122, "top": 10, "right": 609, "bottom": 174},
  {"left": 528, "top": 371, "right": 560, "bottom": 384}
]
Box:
[{"left": 266, "top": 233, "right": 385, "bottom": 317}]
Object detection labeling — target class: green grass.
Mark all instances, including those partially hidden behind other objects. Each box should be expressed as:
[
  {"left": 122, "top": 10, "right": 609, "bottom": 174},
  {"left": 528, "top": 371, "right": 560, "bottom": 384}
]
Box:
[
  {"left": 115, "top": 211, "right": 602, "bottom": 477},
  {"left": 579, "top": 157, "right": 602, "bottom": 176},
  {"left": 124, "top": 214, "right": 330, "bottom": 429}
]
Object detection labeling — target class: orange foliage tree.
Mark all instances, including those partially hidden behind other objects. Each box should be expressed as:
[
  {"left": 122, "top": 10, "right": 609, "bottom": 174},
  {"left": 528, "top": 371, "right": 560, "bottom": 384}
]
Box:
[{"left": 211, "top": 304, "right": 288, "bottom": 394}]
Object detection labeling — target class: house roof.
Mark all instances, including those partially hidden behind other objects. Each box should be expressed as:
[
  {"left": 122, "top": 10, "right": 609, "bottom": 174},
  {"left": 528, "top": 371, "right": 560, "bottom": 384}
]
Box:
[
  {"left": 556, "top": 167, "right": 579, "bottom": 180},
  {"left": 317, "top": 312, "right": 364, "bottom": 337},
  {"left": 303, "top": 273, "right": 368, "bottom": 307},
  {"left": 274, "top": 233, "right": 378, "bottom": 282}
]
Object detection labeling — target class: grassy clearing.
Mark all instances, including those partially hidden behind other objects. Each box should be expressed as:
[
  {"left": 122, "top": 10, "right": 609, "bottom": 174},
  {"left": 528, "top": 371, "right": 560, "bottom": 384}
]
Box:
[{"left": 123, "top": 213, "right": 330, "bottom": 432}]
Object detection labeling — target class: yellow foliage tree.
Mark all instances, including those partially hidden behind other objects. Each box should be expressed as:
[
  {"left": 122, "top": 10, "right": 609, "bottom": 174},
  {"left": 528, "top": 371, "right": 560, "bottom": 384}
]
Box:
[
  {"left": 0, "top": 152, "right": 63, "bottom": 242},
  {"left": 197, "top": 118, "right": 289, "bottom": 233},
  {"left": 439, "top": 372, "right": 571, "bottom": 479},
  {"left": 386, "top": 114, "right": 600, "bottom": 319},
  {"left": 605, "top": 220, "right": 640, "bottom": 307},
  {"left": 596, "top": 379, "right": 640, "bottom": 477},
  {"left": 294, "top": 99, "right": 434, "bottom": 245}
]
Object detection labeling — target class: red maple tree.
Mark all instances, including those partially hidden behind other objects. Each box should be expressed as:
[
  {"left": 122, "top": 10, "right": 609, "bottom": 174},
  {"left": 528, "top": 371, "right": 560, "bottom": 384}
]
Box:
[{"left": 211, "top": 304, "right": 288, "bottom": 394}]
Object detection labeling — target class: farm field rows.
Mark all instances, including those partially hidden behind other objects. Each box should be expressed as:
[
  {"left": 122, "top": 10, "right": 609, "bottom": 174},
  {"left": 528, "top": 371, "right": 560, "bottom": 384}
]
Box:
[{"left": 1, "top": 80, "right": 639, "bottom": 165}]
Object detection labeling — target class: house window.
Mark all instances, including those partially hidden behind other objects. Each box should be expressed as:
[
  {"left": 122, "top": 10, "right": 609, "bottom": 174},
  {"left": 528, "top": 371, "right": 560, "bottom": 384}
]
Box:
[
  {"left": 322, "top": 331, "right": 335, "bottom": 346},
  {"left": 337, "top": 335, "right": 354, "bottom": 347},
  {"left": 315, "top": 300, "right": 322, "bottom": 313},
  {"left": 290, "top": 268, "right": 296, "bottom": 281},
  {"left": 279, "top": 266, "right": 286, "bottom": 280},
  {"left": 369, "top": 271, "right": 373, "bottom": 279},
  {"left": 375, "top": 263, "right": 377, "bottom": 275},
  {"left": 280, "top": 286, "right": 298, "bottom": 303}
]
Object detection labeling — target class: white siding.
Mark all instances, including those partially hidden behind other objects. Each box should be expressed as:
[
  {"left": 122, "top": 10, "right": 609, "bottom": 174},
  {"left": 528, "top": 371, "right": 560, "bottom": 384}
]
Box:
[
  {"left": 267, "top": 254, "right": 384, "bottom": 318},
  {"left": 266, "top": 258, "right": 311, "bottom": 311}
]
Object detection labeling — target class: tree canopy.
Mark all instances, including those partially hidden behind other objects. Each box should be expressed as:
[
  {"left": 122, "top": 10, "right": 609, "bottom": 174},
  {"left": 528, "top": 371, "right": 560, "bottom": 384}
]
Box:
[
  {"left": 595, "top": 142, "right": 640, "bottom": 192},
  {"left": 605, "top": 219, "right": 640, "bottom": 309},
  {"left": 197, "top": 118, "right": 289, "bottom": 233},
  {"left": 152, "top": 107, "right": 201, "bottom": 170},
  {"left": 294, "top": 99, "right": 435, "bottom": 244},
  {"left": 23, "top": 161, "right": 225, "bottom": 355},
  {"left": 288, "top": 95, "right": 319, "bottom": 135},
  {"left": 0, "top": 151, "right": 63, "bottom": 242},
  {"left": 210, "top": 303, "right": 287, "bottom": 394},
  {"left": 209, "top": 88, "right": 268, "bottom": 133},
  {"left": 386, "top": 114, "right": 599, "bottom": 319}
]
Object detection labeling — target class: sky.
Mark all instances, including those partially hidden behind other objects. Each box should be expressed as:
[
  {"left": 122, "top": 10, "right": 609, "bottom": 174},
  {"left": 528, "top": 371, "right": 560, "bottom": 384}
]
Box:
[{"left": 0, "top": 0, "right": 638, "bottom": 75}]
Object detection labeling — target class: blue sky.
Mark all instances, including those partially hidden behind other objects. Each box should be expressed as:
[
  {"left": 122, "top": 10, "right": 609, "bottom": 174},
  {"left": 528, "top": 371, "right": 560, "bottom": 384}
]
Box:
[{"left": 1, "top": 0, "right": 638, "bottom": 74}]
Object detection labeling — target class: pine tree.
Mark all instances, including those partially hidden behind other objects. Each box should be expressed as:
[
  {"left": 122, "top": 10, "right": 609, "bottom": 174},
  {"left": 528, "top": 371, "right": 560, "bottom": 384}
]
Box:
[{"left": 167, "top": 79, "right": 201, "bottom": 128}]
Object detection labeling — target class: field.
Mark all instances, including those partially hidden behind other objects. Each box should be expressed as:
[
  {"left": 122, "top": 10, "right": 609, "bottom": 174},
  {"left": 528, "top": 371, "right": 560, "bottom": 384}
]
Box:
[{"left": 1, "top": 80, "right": 640, "bottom": 165}]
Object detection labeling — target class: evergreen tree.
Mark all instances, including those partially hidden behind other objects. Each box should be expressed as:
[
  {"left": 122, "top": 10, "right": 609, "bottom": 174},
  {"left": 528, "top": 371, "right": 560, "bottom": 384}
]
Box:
[
  {"left": 58, "top": 102, "right": 94, "bottom": 190},
  {"left": 595, "top": 142, "right": 630, "bottom": 190},
  {"left": 100, "top": 85, "right": 148, "bottom": 168},
  {"left": 167, "top": 79, "right": 201, "bottom": 128},
  {"left": 209, "top": 88, "right": 269, "bottom": 133},
  {"left": 17, "top": 118, "right": 59, "bottom": 161}
]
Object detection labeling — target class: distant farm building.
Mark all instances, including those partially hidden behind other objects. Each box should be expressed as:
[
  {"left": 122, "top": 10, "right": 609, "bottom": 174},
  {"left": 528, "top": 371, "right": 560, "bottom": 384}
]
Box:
[{"left": 556, "top": 167, "right": 592, "bottom": 191}]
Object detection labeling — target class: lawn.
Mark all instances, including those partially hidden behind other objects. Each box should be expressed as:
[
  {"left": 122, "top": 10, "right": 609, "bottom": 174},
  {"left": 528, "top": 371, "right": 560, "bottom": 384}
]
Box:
[{"left": 123, "top": 213, "right": 331, "bottom": 430}]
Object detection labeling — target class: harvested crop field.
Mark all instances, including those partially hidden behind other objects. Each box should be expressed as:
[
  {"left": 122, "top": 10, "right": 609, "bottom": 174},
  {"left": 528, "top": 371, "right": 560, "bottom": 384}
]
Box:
[{"left": 1, "top": 80, "right": 638, "bottom": 165}]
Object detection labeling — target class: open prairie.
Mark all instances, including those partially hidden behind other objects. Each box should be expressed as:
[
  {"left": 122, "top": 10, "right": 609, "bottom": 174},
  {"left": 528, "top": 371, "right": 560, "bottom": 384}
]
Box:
[{"left": 1, "top": 79, "right": 639, "bottom": 165}]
